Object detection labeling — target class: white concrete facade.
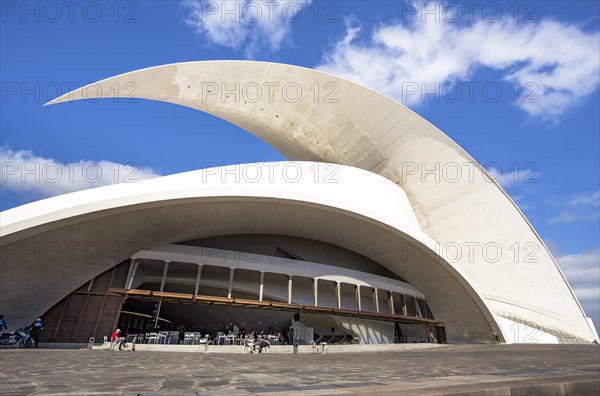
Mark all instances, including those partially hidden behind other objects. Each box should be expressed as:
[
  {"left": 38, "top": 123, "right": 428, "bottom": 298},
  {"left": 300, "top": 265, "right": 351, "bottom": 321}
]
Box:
[
  {"left": 1, "top": 61, "right": 596, "bottom": 344},
  {"left": 1, "top": 162, "right": 494, "bottom": 342}
]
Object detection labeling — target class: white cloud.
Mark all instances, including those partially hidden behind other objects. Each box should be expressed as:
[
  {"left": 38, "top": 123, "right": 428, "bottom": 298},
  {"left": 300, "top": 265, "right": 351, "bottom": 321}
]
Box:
[
  {"left": 489, "top": 168, "right": 539, "bottom": 190},
  {"left": 557, "top": 250, "right": 600, "bottom": 287},
  {"left": 547, "top": 210, "right": 582, "bottom": 225},
  {"left": 556, "top": 249, "right": 600, "bottom": 327},
  {"left": 0, "top": 147, "right": 160, "bottom": 199},
  {"left": 316, "top": 4, "right": 600, "bottom": 120},
  {"left": 547, "top": 209, "right": 600, "bottom": 225},
  {"left": 547, "top": 191, "right": 600, "bottom": 225},
  {"left": 567, "top": 191, "right": 600, "bottom": 207},
  {"left": 183, "top": 0, "right": 311, "bottom": 58}
]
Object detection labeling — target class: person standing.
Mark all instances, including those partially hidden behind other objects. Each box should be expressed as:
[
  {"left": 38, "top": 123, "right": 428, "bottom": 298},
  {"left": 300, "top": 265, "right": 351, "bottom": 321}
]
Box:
[
  {"left": 0, "top": 315, "right": 8, "bottom": 342},
  {"left": 111, "top": 329, "right": 123, "bottom": 350},
  {"left": 29, "top": 318, "right": 43, "bottom": 348},
  {"left": 426, "top": 326, "right": 437, "bottom": 344}
]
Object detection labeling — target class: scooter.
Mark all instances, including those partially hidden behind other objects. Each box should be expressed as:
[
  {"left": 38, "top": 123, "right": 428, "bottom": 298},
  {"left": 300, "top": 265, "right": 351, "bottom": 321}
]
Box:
[{"left": 0, "top": 328, "right": 32, "bottom": 348}]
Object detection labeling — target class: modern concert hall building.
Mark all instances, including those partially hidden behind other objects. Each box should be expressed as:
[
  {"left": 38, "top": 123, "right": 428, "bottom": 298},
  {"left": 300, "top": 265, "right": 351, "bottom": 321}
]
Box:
[{"left": 1, "top": 62, "right": 597, "bottom": 345}]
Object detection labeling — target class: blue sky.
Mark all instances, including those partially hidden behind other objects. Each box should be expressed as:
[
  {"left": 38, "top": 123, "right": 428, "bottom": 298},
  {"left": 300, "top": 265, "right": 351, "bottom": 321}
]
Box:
[{"left": 1, "top": 1, "right": 599, "bottom": 332}]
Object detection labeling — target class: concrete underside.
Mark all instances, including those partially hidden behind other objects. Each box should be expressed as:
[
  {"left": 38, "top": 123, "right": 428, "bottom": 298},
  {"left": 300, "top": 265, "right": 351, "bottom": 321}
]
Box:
[
  {"left": 1, "top": 198, "right": 495, "bottom": 342},
  {"left": 1, "top": 344, "right": 598, "bottom": 395}
]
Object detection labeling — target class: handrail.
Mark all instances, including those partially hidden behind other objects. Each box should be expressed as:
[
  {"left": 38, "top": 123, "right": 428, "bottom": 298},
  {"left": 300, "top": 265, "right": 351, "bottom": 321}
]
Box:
[{"left": 116, "top": 288, "right": 443, "bottom": 325}]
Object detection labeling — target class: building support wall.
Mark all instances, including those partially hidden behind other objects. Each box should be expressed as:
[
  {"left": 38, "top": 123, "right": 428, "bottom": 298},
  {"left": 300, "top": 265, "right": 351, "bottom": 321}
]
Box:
[{"left": 40, "top": 261, "right": 130, "bottom": 343}]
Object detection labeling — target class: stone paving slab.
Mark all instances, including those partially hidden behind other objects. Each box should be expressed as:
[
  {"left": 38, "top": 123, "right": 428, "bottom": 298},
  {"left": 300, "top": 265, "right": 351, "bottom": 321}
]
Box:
[{"left": 0, "top": 344, "right": 598, "bottom": 395}]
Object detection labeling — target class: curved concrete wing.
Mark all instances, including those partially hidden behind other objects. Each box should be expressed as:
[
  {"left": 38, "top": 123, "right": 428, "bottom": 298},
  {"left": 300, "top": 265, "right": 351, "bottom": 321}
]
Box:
[
  {"left": 39, "top": 61, "right": 596, "bottom": 342},
  {"left": 1, "top": 163, "right": 497, "bottom": 342}
]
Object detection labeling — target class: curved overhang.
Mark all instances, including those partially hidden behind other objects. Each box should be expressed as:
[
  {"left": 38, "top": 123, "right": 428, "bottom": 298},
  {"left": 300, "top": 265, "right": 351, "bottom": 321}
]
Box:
[
  {"left": 1, "top": 162, "right": 500, "bottom": 342},
  {"left": 1, "top": 162, "right": 424, "bottom": 243}
]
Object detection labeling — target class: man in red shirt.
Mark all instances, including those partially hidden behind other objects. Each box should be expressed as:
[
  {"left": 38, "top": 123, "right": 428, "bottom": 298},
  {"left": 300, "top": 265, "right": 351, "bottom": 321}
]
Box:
[{"left": 111, "top": 329, "right": 122, "bottom": 350}]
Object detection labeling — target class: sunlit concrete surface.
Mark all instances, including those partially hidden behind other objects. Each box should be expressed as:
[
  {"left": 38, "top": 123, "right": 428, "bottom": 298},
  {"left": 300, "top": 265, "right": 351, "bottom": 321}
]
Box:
[{"left": 0, "top": 344, "right": 598, "bottom": 395}]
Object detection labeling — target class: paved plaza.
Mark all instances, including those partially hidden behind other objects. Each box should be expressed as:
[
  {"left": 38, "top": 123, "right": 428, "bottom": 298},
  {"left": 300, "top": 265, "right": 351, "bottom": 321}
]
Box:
[{"left": 1, "top": 344, "right": 599, "bottom": 395}]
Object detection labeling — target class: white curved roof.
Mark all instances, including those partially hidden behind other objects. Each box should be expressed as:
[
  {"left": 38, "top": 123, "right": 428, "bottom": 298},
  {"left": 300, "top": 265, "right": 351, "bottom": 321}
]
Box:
[
  {"left": 1, "top": 162, "right": 424, "bottom": 243},
  {"left": 1, "top": 162, "right": 496, "bottom": 341},
  {"left": 2, "top": 60, "right": 595, "bottom": 342}
]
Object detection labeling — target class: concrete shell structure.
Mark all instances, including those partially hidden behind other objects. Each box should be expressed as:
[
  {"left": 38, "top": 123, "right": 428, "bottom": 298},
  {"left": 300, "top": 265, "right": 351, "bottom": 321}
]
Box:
[{"left": 1, "top": 61, "right": 597, "bottom": 344}]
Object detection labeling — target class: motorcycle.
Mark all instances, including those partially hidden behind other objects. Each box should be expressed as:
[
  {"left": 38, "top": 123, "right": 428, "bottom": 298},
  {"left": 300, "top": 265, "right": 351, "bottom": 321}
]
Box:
[{"left": 0, "top": 328, "right": 32, "bottom": 348}]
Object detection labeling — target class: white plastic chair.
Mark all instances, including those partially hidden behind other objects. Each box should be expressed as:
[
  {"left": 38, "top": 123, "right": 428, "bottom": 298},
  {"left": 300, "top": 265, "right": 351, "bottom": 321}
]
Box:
[
  {"left": 146, "top": 332, "right": 158, "bottom": 344},
  {"left": 158, "top": 331, "right": 169, "bottom": 344}
]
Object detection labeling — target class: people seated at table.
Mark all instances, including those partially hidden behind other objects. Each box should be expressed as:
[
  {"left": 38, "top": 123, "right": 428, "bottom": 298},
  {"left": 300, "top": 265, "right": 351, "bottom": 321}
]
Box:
[
  {"left": 257, "top": 338, "right": 270, "bottom": 353},
  {"left": 140, "top": 324, "right": 288, "bottom": 347}
]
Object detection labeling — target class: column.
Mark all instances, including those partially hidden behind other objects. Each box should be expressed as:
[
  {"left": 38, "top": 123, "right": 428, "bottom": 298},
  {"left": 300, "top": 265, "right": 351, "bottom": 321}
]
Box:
[
  {"left": 227, "top": 268, "right": 235, "bottom": 299},
  {"left": 127, "top": 259, "right": 139, "bottom": 289},
  {"left": 287, "top": 275, "right": 293, "bottom": 304},
  {"left": 355, "top": 285, "right": 361, "bottom": 311},
  {"left": 313, "top": 278, "right": 318, "bottom": 306},
  {"left": 415, "top": 298, "right": 421, "bottom": 318},
  {"left": 373, "top": 288, "right": 379, "bottom": 313},
  {"left": 388, "top": 291, "right": 395, "bottom": 315},
  {"left": 159, "top": 261, "right": 170, "bottom": 292},
  {"left": 335, "top": 282, "right": 341, "bottom": 309},
  {"left": 401, "top": 294, "right": 407, "bottom": 316},
  {"left": 155, "top": 261, "right": 169, "bottom": 328},
  {"left": 259, "top": 272, "right": 265, "bottom": 302},
  {"left": 194, "top": 265, "right": 203, "bottom": 299},
  {"left": 154, "top": 301, "right": 162, "bottom": 328}
]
